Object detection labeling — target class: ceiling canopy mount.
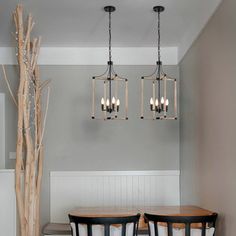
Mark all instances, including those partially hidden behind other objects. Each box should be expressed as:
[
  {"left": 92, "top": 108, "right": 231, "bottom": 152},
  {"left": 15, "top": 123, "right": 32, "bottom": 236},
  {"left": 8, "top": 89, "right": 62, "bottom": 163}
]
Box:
[
  {"left": 153, "top": 6, "right": 165, "bottom": 13},
  {"left": 104, "top": 6, "right": 116, "bottom": 13}
]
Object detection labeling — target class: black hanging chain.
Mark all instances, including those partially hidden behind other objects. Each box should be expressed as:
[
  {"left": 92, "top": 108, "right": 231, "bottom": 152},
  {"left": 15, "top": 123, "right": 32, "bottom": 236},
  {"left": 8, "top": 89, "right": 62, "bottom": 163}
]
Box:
[
  {"left": 158, "top": 11, "right": 161, "bottom": 63},
  {"left": 157, "top": 10, "right": 161, "bottom": 108},
  {"left": 109, "top": 11, "right": 112, "bottom": 63},
  {"left": 108, "top": 10, "right": 112, "bottom": 111}
]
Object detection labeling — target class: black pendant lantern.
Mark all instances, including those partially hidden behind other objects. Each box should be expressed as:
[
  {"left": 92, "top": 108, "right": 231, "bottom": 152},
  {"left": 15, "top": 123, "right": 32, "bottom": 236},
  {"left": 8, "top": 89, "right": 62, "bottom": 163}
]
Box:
[
  {"left": 92, "top": 6, "right": 128, "bottom": 120},
  {"left": 140, "top": 6, "right": 177, "bottom": 120}
]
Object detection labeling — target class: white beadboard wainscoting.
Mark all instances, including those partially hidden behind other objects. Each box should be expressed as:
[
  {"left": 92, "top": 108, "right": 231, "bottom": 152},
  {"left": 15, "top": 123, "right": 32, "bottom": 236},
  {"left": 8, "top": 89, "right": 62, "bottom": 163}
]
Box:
[
  {"left": 0, "top": 169, "right": 16, "bottom": 236},
  {"left": 50, "top": 171, "right": 180, "bottom": 223}
]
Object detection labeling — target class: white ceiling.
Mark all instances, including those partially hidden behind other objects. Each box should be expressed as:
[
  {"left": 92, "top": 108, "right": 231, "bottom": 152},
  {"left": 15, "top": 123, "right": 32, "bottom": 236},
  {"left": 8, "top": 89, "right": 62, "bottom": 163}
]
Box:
[{"left": 0, "top": 0, "right": 222, "bottom": 60}]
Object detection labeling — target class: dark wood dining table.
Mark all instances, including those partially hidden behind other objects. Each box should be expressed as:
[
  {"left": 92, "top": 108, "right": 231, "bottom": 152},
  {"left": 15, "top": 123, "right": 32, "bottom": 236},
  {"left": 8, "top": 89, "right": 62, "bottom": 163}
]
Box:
[
  {"left": 69, "top": 205, "right": 215, "bottom": 230},
  {"left": 43, "top": 205, "right": 215, "bottom": 235}
]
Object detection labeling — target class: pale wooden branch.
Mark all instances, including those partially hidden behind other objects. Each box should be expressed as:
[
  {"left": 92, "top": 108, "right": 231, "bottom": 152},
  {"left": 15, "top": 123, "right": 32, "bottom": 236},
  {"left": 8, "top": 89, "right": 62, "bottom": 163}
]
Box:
[
  {"left": 15, "top": 5, "right": 27, "bottom": 235},
  {"left": 24, "top": 14, "right": 33, "bottom": 48},
  {"left": 37, "top": 86, "right": 50, "bottom": 154},
  {"left": 32, "top": 37, "right": 41, "bottom": 71},
  {"left": 34, "top": 65, "right": 43, "bottom": 236},
  {"left": 1, "top": 65, "right": 18, "bottom": 106},
  {"left": 13, "top": 12, "right": 18, "bottom": 33},
  {"left": 39, "top": 79, "right": 51, "bottom": 91},
  {"left": 30, "top": 38, "right": 37, "bottom": 67},
  {"left": 11, "top": 5, "right": 49, "bottom": 236}
]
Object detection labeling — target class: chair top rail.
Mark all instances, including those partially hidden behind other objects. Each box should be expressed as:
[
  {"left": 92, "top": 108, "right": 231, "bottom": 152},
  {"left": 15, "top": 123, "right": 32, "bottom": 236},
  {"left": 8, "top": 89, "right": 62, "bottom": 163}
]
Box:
[
  {"left": 69, "top": 214, "right": 141, "bottom": 225},
  {"left": 144, "top": 213, "right": 217, "bottom": 224}
]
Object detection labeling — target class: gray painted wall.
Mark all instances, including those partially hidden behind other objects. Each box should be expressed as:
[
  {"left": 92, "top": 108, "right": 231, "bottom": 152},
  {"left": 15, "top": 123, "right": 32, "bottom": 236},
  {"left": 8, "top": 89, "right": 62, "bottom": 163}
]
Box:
[
  {"left": 0, "top": 65, "right": 179, "bottom": 226},
  {"left": 0, "top": 93, "right": 5, "bottom": 168},
  {"left": 0, "top": 66, "right": 18, "bottom": 168},
  {"left": 180, "top": 0, "right": 236, "bottom": 235}
]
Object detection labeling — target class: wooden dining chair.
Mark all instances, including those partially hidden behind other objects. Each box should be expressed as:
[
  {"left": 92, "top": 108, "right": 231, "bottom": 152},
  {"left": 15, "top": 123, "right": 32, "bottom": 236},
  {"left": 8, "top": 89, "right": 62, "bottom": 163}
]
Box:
[
  {"left": 68, "top": 214, "right": 140, "bottom": 236},
  {"left": 144, "top": 213, "right": 217, "bottom": 236}
]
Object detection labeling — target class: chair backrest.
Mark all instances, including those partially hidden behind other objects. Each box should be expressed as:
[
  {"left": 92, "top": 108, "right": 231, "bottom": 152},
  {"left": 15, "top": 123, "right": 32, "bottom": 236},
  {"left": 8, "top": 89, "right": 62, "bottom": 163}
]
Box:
[
  {"left": 144, "top": 213, "right": 218, "bottom": 236},
  {"left": 68, "top": 214, "right": 140, "bottom": 236}
]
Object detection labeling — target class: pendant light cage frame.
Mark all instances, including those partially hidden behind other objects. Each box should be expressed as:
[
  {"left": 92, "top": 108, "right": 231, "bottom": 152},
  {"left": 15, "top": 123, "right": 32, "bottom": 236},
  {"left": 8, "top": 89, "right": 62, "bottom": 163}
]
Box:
[
  {"left": 91, "top": 6, "right": 128, "bottom": 120},
  {"left": 140, "top": 6, "right": 177, "bottom": 120},
  {"left": 92, "top": 70, "right": 128, "bottom": 120},
  {"left": 140, "top": 69, "right": 177, "bottom": 120}
]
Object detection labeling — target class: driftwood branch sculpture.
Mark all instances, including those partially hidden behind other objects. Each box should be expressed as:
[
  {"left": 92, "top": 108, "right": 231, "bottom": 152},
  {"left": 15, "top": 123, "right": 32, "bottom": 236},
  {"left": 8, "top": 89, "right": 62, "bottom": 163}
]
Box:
[{"left": 2, "top": 4, "right": 50, "bottom": 236}]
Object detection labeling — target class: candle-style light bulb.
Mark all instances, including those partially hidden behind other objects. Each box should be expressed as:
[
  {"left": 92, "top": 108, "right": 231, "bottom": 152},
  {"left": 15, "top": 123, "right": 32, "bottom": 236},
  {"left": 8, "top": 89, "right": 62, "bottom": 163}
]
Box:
[
  {"left": 161, "top": 97, "right": 164, "bottom": 104},
  {"left": 150, "top": 98, "right": 154, "bottom": 111},
  {"left": 150, "top": 97, "right": 154, "bottom": 105},
  {"left": 166, "top": 99, "right": 169, "bottom": 112},
  {"left": 155, "top": 99, "right": 159, "bottom": 112},
  {"left": 112, "top": 97, "right": 116, "bottom": 111},
  {"left": 116, "top": 99, "right": 120, "bottom": 112},
  {"left": 101, "top": 97, "right": 105, "bottom": 111},
  {"left": 155, "top": 99, "right": 159, "bottom": 107},
  {"left": 161, "top": 97, "right": 164, "bottom": 111},
  {"left": 106, "top": 99, "right": 110, "bottom": 107}
]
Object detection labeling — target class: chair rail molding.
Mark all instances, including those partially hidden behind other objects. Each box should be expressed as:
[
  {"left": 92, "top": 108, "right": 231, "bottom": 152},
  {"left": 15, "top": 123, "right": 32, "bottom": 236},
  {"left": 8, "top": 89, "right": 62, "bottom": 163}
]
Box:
[{"left": 50, "top": 170, "right": 180, "bottom": 223}]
